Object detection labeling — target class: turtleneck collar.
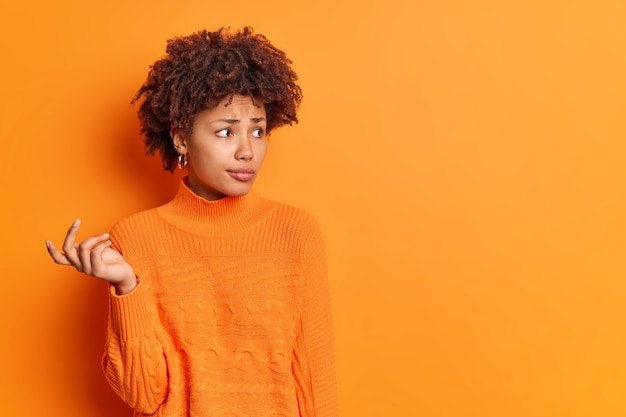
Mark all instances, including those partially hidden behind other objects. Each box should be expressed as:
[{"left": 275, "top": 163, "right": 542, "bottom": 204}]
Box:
[{"left": 156, "top": 178, "right": 274, "bottom": 237}]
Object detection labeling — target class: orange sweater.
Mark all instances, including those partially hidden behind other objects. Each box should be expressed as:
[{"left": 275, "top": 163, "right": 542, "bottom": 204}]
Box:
[{"left": 103, "top": 180, "right": 338, "bottom": 417}]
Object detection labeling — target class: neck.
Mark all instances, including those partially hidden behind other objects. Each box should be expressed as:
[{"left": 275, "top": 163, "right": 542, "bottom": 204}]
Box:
[{"left": 156, "top": 179, "right": 274, "bottom": 237}]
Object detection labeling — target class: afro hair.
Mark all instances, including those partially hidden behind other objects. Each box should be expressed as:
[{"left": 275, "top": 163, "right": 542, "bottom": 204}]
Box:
[{"left": 133, "top": 27, "right": 303, "bottom": 172}]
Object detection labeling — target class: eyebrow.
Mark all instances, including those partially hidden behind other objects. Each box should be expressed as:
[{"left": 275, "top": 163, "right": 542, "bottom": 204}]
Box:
[{"left": 214, "top": 117, "right": 266, "bottom": 124}]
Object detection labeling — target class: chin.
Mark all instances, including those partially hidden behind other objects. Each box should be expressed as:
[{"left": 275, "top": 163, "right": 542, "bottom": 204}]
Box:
[{"left": 225, "top": 186, "right": 253, "bottom": 197}]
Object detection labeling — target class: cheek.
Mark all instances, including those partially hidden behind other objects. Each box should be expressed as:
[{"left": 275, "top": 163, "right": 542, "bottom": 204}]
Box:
[
  {"left": 190, "top": 143, "right": 226, "bottom": 163},
  {"left": 188, "top": 149, "right": 223, "bottom": 176},
  {"left": 255, "top": 141, "right": 268, "bottom": 161}
]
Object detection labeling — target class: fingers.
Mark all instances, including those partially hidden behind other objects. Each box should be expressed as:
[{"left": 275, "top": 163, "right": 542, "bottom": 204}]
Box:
[
  {"left": 45, "top": 240, "right": 72, "bottom": 266},
  {"left": 46, "top": 219, "right": 111, "bottom": 275},
  {"left": 61, "top": 219, "right": 82, "bottom": 266},
  {"left": 89, "top": 239, "right": 112, "bottom": 278},
  {"left": 77, "top": 233, "right": 110, "bottom": 275}
]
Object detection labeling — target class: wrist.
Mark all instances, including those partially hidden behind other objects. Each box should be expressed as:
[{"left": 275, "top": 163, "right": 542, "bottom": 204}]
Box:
[{"left": 114, "top": 275, "right": 138, "bottom": 295}]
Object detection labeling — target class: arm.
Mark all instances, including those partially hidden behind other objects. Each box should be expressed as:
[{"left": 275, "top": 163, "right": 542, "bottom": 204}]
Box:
[
  {"left": 102, "top": 282, "right": 174, "bottom": 413},
  {"left": 46, "top": 219, "right": 173, "bottom": 413},
  {"left": 100, "top": 227, "right": 178, "bottom": 414},
  {"left": 45, "top": 219, "right": 137, "bottom": 294},
  {"left": 293, "top": 221, "right": 339, "bottom": 417}
]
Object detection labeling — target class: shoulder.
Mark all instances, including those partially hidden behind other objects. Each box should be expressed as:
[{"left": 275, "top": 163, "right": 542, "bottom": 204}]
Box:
[
  {"left": 258, "top": 197, "right": 326, "bottom": 255},
  {"left": 262, "top": 197, "right": 322, "bottom": 234},
  {"left": 108, "top": 206, "right": 166, "bottom": 253},
  {"left": 110, "top": 206, "right": 162, "bottom": 234},
  {"left": 262, "top": 199, "right": 328, "bottom": 265}
]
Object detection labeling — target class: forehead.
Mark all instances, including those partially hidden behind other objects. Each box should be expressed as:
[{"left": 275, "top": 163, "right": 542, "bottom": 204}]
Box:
[
  {"left": 224, "top": 94, "right": 260, "bottom": 106},
  {"left": 210, "top": 95, "right": 266, "bottom": 115},
  {"left": 193, "top": 95, "right": 266, "bottom": 126}
]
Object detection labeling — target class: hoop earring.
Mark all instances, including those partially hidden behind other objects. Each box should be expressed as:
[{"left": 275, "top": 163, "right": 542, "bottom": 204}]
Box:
[{"left": 177, "top": 154, "right": 188, "bottom": 170}]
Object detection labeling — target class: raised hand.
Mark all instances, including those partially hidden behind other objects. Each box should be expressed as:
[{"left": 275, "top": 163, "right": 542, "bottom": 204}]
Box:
[{"left": 45, "top": 219, "right": 137, "bottom": 295}]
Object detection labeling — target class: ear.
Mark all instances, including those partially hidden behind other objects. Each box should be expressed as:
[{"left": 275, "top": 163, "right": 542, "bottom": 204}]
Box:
[{"left": 171, "top": 128, "right": 188, "bottom": 154}]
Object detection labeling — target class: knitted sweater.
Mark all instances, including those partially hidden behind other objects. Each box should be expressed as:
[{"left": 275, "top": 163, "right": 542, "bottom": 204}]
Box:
[{"left": 103, "top": 180, "right": 338, "bottom": 417}]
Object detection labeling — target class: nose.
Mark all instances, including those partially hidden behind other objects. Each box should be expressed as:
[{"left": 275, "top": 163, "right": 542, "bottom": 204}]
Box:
[{"left": 235, "top": 137, "right": 253, "bottom": 161}]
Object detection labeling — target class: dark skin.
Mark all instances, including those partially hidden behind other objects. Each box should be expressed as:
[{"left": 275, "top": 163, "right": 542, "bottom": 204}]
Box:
[
  {"left": 46, "top": 27, "right": 300, "bottom": 295},
  {"left": 134, "top": 27, "right": 301, "bottom": 172},
  {"left": 45, "top": 219, "right": 137, "bottom": 295}
]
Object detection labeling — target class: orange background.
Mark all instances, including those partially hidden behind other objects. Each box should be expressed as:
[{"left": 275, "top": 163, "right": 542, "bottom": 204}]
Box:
[{"left": 1, "top": 1, "right": 625, "bottom": 416}]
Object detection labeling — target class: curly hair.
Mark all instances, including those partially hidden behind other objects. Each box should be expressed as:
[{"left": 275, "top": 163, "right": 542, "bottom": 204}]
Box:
[{"left": 133, "top": 27, "right": 303, "bottom": 172}]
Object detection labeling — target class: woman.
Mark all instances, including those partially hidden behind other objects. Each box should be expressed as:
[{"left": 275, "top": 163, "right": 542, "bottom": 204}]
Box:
[{"left": 45, "top": 27, "right": 338, "bottom": 417}]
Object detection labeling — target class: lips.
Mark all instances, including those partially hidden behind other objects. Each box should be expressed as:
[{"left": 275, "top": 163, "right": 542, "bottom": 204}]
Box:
[{"left": 227, "top": 168, "right": 255, "bottom": 182}]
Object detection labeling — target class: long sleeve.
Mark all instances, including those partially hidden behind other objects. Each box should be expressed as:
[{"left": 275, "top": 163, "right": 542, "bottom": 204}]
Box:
[
  {"left": 100, "top": 183, "right": 336, "bottom": 416},
  {"left": 293, "top": 220, "right": 339, "bottom": 417},
  {"left": 101, "top": 225, "right": 183, "bottom": 415},
  {"left": 101, "top": 282, "right": 176, "bottom": 414}
]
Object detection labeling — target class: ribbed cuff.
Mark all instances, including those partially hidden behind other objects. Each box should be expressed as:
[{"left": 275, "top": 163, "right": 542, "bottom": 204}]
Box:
[{"left": 109, "top": 283, "right": 153, "bottom": 341}]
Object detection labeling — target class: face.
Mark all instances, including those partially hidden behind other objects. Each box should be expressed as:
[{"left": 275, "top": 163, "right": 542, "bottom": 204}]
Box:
[{"left": 172, "top": 95, "right": 267, "bottom": 201}]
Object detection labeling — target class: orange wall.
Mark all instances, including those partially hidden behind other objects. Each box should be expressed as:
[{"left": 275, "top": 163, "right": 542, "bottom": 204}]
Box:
[{"left": 1, "top": 1, "right": 625, "bottom": 415}]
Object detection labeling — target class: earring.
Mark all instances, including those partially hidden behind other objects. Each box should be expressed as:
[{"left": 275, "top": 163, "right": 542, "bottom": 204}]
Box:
[{"left": 177, "top": 154, "right": 188, "bottom": 170}]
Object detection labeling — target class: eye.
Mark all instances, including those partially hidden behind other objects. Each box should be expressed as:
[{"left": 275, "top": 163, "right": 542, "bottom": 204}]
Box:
[
  {"left": 216, "top": 128, "right": 231, "bottom": 138},
  {"left": 252, "top": 128, "right": 264, "bottom": 138}
]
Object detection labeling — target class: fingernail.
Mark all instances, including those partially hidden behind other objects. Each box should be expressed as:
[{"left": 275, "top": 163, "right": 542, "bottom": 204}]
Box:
[
  {"left": 73, "top": 219, "right": 80, "bottom": 227},
  {"left": 45, "top": 240, "right": 51, "bottom": 248}
]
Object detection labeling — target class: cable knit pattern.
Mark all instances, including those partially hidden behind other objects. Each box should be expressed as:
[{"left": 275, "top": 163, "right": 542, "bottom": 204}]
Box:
[{"left": 102, "top": 180, "right": 338, "bottom": 417}]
